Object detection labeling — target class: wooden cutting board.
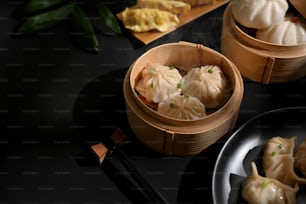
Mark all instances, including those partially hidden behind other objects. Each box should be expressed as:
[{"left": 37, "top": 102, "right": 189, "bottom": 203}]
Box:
[
  {"left": 118, "top": 0, "right": 230, "bottom": 45},
  {"left": 290, "top": 0, "right": 306, "bottom": 18}
]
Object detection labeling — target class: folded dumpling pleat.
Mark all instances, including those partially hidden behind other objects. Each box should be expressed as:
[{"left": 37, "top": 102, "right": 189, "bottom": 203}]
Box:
[
  {"left": 262, "top": 136, "right": 306, "bottom": 186},
  {"left": 242, "top": 162, "right": 299, "bottom": 204}
]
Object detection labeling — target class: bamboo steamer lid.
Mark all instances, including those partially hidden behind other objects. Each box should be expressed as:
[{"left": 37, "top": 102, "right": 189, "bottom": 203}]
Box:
[
  {"left": 123, "top": 42, "right": 244, "bottom": 156},
  {"left": 221, "top": 4, "right": 306, "bottom": 84}
]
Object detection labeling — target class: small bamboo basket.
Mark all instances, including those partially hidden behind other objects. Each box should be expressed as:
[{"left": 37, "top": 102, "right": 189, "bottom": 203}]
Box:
[
  {"left": 221, "top": 4, "right": 306, "bottom": 84},
  {"left": 123, "top": 42, "right": 244, "bottom": 156}
]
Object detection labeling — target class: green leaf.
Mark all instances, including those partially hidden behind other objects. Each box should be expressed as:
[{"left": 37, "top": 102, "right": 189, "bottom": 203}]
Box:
[
  {"left": 88, "top": 0, "right": 121, "bottom": 34},
  {"left": 23, "top": 0, "right": 67, "bottom": 15},
  {"left": 71, "top": 5, "right": 100, "bottom": 52},
  {"left": 17, "top": 4, "right": 73, "bottom": 34}
]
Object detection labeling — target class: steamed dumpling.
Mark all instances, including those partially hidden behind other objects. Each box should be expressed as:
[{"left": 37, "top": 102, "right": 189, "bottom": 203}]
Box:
[
  {"left": 295, "top": 138, "right": 306, "bottom": 178},
  {"left": 181, "top": 65, "right": 230, "bottom": 109},
  {"left": 157, "top": 94, "right": 206, "bottom": 120},
  {"left": 231, "top": 0, "right": 288, "bottom": 29},
  {"left": 262, "top": 136, "right": 306, "bottom": 186},
  {"left": 242, "top": 162, "right": 299, "bottom": 204},
  {"left": 135, "top": 63, "right": 182, "bottom": 103},
  {"left": 256, "top": 16, "right": 306, "bottom": 45}
]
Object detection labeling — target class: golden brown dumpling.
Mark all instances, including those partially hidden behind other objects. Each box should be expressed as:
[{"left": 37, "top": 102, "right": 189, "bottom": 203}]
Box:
[
  {"left": 242, "top": 162, "right": 299, "bottom": 204},
  {"left": 295, "top": 138, "right": 306, "bottom": 177},
  {"left": 135, "top": 0, "right": 191, "bottom": 15},
  {"left": 118, "top": 8, "right": 180, "bottom": 32},
  {"left": 262, "top": 136, "right": 306, "bottom": 186}
]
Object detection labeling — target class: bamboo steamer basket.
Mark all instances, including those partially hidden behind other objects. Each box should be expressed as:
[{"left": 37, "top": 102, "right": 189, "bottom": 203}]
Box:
[
  {"left": 221, "top": 4, "right": 306, "bottom": 84},
  {"left": 123, "top": 42, "right": 244, "bottom": 156}
]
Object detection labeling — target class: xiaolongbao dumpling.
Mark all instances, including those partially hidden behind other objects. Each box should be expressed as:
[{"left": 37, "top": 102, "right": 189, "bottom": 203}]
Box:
[
  {"left": 256, "top": 15, "right": 306, "bottom": 45},
  {"left": 181, "top": 65, "right": 230, "bottom": 109},
  {"left": 262, "top": 136, "right": 306, "bottom": 186},
  {"left": 242, "top": 162, "right": 299, "bottom": 204},
  {"left": 136, "top": 63, "right": 182, "bottom": 103},
  {"left": 157, "top": 94, "right": 206, "bottom": 120},
  {"left": 231, "top": 0, "right": 288, "bottom": 29},
  {"left": 294, "top": 138, "right": 306, "bottom": 178}
]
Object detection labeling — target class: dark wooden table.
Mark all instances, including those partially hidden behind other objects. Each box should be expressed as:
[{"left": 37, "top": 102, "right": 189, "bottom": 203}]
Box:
[{"left": 1, "top": 2, "right": 306, "bottom": 203}]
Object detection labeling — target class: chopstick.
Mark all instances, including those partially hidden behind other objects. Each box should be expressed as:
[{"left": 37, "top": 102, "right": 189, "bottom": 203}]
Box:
[
  {"left": 91, "top": 131, "right": 169, "bottom": 204},
  {"left": 111, "top": 144, "right": 169, "bottom": 204},
  {"left": 99, "top": 156, "right": 156, "bottom": 203}
]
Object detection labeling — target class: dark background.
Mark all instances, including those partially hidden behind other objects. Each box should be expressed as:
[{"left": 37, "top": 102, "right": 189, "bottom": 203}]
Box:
[{"left": 1, "top": 1, "right": 306, "bottom": 203}]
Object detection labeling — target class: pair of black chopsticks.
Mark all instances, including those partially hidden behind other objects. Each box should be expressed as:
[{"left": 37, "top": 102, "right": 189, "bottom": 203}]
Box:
[{"left": 91, "top": 132, "right": 169, "bottom": 204}]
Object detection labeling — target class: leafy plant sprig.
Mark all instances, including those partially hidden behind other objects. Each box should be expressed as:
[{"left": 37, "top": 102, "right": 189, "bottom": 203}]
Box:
[{"left": 16, "top": 0, "right": 135, "bottom": 53}]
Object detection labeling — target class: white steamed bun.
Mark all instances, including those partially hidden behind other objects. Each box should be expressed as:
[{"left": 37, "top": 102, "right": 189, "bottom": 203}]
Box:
[
  {"left": 256, "top": 15, "right": 306, "bottom": 45},
  {"left": 231, "top": 0, "right": 288, "bottom": 29}
]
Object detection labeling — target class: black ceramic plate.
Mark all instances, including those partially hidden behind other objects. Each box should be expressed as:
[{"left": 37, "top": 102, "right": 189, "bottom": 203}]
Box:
[{"left": 212, "top": 107, "right": 306, "bottom": 204}]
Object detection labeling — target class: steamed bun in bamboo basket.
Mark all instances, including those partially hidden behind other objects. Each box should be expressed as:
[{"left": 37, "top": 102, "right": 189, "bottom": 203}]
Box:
[
  {"left": 256, "top": 15, "right": 306, "bottom": 45},
  {"left": 221, "top": 2, "right": 306, "bottom": 84},
  {"left": 123, "top": 42, "right": 243, "bottom": 156},
  {"left": 231, "top": 0, "right": 289, "bottom": 29}
]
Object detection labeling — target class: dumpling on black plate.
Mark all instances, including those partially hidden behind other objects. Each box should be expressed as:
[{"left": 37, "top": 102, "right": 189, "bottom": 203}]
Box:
[
  {"left": 262, "top": 136, "right": 306, "bottom": 186},
  {"left": 242, "top": 162, "right": 299, "bottom": 204}
]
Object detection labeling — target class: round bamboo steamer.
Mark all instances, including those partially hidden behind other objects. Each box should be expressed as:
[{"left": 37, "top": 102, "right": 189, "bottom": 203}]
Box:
[
  {"left": 221, "top": 4, "right": 306, "bottom": 84},
  {"left": 123, "top": 42, "right": 244, "bottom": 156}
]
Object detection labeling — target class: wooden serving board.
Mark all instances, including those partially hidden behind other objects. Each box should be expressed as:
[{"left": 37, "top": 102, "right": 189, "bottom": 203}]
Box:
[
  {"left": 289, "top": 0, "right": 306, "bottom": 18},
  {"left": 119, "top": 0, "right": 230, "bottom": 45}
]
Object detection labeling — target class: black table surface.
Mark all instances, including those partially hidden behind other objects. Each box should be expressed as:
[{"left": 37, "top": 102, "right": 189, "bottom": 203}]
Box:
[{"left": 1, "top": 2, "right": 306, "bottom": 204}]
